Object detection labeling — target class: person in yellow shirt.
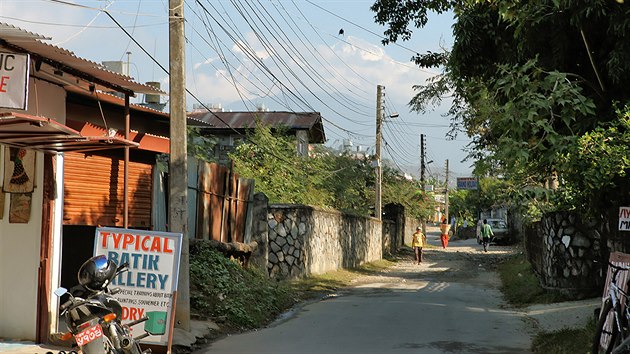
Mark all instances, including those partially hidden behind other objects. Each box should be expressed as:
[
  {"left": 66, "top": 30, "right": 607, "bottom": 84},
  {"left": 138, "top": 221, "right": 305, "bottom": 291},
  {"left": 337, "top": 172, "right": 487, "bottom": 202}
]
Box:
[{"left": 411, "top": 226, "right": 426, "bottom": 264}]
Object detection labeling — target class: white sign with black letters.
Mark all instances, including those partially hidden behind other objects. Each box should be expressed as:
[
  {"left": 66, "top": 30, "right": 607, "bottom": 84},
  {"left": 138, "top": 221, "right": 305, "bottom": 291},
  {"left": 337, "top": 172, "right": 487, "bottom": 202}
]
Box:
[{"left": 619, "top": 207, "right": 630, "bottom": 231}]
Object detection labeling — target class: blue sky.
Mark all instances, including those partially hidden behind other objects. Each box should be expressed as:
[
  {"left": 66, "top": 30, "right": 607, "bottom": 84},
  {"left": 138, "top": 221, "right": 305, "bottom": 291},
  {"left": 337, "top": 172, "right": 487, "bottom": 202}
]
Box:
[{"left": 0, "top": 0, "right": 473, "bottom": 178}]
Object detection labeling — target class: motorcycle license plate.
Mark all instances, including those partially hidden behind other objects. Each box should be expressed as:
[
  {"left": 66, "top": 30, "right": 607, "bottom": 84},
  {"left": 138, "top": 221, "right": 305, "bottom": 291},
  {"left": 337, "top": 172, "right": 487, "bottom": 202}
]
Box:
[{"left": 74, "top": 324, "right": 103, "bottom": 347}]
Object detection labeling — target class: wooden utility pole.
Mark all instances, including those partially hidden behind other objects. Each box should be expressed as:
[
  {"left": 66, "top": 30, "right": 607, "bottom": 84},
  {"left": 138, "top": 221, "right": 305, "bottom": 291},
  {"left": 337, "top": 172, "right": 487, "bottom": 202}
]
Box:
[
  {"left": 169, "top": 0, "right": 190, "bottom": 331},
  {"left": 445, "top": 159, "right": 449, "bottom": 222},
  {"left": 420, "top": 133, "right": 425, "bottom": 234},
  {"left": 375, "top": 85, "right": 383, "bottom": 220}
]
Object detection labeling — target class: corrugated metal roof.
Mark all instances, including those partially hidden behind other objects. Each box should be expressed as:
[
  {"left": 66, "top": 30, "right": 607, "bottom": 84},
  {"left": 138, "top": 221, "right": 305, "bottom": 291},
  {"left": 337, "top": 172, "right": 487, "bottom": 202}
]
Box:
[
  {"left": 0, "top": 22, "right": 164, "bottom": 96},
  {"left": 187, "top": 111, "right": 326, "bottom": 143},
  {"left": 0, "top": 112, "right": 139, "bottom": 154}
]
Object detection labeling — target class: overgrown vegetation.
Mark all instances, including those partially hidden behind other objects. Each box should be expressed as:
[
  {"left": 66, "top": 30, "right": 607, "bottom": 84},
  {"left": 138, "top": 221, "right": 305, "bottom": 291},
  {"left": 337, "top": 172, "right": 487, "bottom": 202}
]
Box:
[
  {"left": 498, "top": 252, "right": 569, "bottom": 307},
  {"left": 189, "top": 239, "right": 397, "bottom": 331},
  {"left": 189, "top": 241, "right": 296, "bottom": 330},
  {"left": 228, "top": 121, "right": 435, "bottom": 219}
]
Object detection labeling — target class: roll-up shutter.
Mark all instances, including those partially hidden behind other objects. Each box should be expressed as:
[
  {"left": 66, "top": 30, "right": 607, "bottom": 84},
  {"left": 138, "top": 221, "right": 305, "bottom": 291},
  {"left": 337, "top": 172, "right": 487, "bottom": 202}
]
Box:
[{"left": 63, "top": 152, "right": 153, "bottom": 228}]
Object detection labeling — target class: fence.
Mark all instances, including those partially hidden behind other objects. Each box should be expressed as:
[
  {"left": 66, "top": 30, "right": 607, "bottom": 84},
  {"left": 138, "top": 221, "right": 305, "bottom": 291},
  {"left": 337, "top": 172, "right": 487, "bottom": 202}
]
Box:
[{"left": 194, "top": 161, "right": 254, "bottom": 242}]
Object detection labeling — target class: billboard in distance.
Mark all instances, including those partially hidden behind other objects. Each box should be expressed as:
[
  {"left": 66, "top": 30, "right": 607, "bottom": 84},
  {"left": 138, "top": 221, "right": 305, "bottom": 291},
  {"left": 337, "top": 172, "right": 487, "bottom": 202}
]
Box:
[{"left": 457, "top": 177, "right": 478, "bottom": 190}]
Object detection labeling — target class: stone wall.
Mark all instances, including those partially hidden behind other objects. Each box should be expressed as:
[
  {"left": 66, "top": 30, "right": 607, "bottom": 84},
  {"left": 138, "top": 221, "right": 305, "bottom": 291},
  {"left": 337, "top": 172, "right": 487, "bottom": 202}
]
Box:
[
  {"left": 524, "top": 211, "right": 605, "bottom": 297},
  {"left": 264, "top": 205, "right": 383, "bottom": 279}
]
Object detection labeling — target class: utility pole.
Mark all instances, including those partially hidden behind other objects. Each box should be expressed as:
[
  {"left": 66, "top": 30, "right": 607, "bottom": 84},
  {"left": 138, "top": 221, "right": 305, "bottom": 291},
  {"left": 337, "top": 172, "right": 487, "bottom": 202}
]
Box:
[
  {"left": 375, "top": 85, "right": 383, "bottom": 220},
  {"left": 169, "top": 0, "right": 190, "bottom": 331},
  {"left": 445, "top": 159, "right": 449, "bottom": 223},
  {"left": 420, "top": 134, "right": 426, "bottom": 234}
]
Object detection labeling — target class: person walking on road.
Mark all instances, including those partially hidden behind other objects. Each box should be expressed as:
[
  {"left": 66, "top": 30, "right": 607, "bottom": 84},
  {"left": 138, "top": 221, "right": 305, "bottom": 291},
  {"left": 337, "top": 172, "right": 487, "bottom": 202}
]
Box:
[
  {"left": 439, "top": 219, "right": 451, "bottom": 249},
  {"left": 411, "top": 226, "right": 426, "bottom": 264},
  {"left": 480, "top": 219, "right": 494, "bottom": 252}
]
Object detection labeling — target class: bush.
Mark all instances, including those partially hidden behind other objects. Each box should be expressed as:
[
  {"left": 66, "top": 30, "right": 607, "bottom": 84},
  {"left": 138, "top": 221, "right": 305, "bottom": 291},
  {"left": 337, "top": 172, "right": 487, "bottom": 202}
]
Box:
[{"left": 189, "top": 241, "right": 296, "bottom": 330}]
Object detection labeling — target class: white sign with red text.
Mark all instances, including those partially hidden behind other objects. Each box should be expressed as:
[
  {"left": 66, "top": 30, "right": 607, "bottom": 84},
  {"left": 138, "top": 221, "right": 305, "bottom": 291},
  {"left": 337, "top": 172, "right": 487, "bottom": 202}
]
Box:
[
  {"left": 0, "top": 52, "right": 29, "bottom": 110},
  {"left": 94, "top": 227, "right": 182, "bottom": 346}
]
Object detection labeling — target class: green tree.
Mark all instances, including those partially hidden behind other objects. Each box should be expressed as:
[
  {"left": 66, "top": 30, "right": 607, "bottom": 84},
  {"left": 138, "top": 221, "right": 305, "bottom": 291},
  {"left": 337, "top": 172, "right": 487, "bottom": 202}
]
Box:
[
  {"left": 229, "top": 122, "right": 331, "bottom": 206},
  {"left": 229, "top": 123, "right": 436, "bottom": 218},
  {"left": 371, "top": 0, "right": 630, "bottom": 216}
]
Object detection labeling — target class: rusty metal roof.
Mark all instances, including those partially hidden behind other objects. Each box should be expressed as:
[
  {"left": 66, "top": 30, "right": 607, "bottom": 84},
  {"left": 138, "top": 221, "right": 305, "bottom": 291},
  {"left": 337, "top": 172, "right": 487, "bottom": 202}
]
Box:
[
  {"left": 187, "top": 111, "right": 326, "bottom": 143},
  {"left": 0, "top": 22, "right": 164, "bottom": 96},
  {"left": 0, "top": 112, "right": 139, "bottom": 154}
]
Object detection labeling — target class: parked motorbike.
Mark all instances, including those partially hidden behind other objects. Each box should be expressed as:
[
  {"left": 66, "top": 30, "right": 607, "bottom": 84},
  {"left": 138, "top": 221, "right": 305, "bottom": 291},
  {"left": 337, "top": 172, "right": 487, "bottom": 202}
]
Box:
[{"left": 54, "top": 255, "right": 152, "bottom": 354}]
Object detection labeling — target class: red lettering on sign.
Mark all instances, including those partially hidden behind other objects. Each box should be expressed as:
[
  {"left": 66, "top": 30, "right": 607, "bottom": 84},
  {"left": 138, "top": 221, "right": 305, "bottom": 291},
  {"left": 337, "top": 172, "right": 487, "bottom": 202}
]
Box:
[
  {"left": 0, "top": 76, "right": 9, "bottom": 92},
  {"left": 150, "top": 237, "right": 162, "bottom": 252},
  {"left": 112, "top": 233, "right": 123, "bottom": 248},
  {"left": 100, "top": 232, "right": 111, "bottom": 248},
  {"left": 121, "top": 306, "right": 145, "bottom": 321},
  {"left": 122, "top": 233, "right": 134, "bottom": 249},
  {"left": 620, "top": 208, "right": 630, "bottom": 219},
  {"left": 164, "top": 238, "right": 173, "bottom": 254}
]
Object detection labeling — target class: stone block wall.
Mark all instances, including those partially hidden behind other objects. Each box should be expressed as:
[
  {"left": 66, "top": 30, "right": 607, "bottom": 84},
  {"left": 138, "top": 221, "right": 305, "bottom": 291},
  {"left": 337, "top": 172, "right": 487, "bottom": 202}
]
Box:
[
  {"left": 264, "top": 205, "right": 383, "bottom": 279},
  {"left": 524, "top": 211, "right": 604, "bottom": 297}
]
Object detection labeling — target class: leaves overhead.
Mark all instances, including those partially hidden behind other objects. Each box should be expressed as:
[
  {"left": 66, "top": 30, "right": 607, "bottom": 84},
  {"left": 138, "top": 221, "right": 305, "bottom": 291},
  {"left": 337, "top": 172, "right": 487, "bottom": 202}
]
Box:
[{"left": 371, "top": 0, "right": 630, "bottom": 216}]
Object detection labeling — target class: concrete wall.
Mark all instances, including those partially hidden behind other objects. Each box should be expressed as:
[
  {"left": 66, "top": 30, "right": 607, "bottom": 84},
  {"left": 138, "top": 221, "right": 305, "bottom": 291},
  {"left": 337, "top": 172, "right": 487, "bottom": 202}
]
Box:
[
  {"left": 0, "top": 78, "right": 66, "bottom": 340},
  {"left": 0, "top": 151, "right": 45, "bottom": 340},
  {"left": 403, "top": 216, "right": 422, "bottom": 246},
  {"left": 262, "top": 204, "right": 383, "bottom": 279}
]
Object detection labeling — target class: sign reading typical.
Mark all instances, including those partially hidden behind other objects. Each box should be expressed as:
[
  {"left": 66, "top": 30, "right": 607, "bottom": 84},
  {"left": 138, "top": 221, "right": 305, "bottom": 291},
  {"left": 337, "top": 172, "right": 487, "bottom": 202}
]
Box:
[{"left": 94, "top": 227, "right": 182, "bottom": 346}]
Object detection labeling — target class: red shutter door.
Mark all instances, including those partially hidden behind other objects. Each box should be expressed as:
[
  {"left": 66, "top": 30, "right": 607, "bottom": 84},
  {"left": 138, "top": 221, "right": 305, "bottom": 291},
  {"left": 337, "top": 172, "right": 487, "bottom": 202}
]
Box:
[{"left": 63, "top": 152, "right": 152, "bottom": 228}]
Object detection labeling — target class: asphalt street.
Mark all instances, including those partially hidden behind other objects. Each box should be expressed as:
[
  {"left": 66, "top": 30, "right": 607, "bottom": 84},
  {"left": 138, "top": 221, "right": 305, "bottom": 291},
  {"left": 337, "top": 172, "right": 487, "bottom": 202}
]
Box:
[{"left": 195, "top": 227, "right": 533, "bottom": 354}]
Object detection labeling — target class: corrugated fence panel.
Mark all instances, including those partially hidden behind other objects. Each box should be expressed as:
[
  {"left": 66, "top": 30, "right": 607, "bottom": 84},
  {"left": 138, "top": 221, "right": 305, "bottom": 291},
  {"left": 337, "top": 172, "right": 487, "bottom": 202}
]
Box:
[{"left": 64, "top": 152, "right": 152, "bottom": 228}]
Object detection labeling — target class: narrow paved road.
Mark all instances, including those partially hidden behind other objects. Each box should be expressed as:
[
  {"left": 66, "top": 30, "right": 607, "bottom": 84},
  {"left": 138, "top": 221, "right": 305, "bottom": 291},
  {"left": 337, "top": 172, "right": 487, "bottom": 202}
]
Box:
[{"left": 194, "top": 227, "right": 533, "bottom": 354}]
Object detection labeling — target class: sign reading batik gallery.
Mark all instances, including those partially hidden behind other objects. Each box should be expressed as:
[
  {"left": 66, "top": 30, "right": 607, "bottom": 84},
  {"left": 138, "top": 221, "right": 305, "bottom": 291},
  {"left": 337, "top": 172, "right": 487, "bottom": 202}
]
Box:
[
  {"left": 94, "top": 227, "right": 182, "bottom": 346},
  {"left": 619, "top": 207, "right": 630, "bottom": 231},
  {"left": 0, "top": 52, "right": 30, "bottom": 110}
]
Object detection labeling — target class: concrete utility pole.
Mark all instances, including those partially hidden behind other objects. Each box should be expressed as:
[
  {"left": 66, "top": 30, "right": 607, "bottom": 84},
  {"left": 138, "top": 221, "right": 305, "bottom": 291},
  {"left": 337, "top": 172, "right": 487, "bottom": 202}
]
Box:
[
  {"left": 375, "top": 85, "right": 383, "bottom": 220},
  {"left": 445, "top": 159, "right": 449, "bottom": 222},
  {"left": 420, "top": 133, "right": 425, "bottom": 234},
  {"left": 169, "top": 0, "right": 190, "bottom": 331}
]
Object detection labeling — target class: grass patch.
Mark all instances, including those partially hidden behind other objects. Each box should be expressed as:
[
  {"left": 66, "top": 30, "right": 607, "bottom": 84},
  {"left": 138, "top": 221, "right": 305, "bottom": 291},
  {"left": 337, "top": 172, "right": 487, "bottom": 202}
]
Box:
[
  {"left": 498, "top": 252, "right": 570, "bottom": 307},
  {"left": 531, "top": 319, "right": 595, "bottom": 354}
]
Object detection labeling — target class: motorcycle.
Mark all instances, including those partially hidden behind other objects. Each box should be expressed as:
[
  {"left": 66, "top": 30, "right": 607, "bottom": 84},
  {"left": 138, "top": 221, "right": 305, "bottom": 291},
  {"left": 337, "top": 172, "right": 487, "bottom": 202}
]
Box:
[{"left": 53, "top": 255, "right": 152, "bottom": 354}]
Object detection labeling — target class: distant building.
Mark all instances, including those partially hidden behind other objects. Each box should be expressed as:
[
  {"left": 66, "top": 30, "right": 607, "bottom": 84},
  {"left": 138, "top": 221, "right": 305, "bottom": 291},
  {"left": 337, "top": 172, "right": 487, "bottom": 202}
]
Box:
[{"left": 187, "top": 109, "right": 326, "bottom": 165}]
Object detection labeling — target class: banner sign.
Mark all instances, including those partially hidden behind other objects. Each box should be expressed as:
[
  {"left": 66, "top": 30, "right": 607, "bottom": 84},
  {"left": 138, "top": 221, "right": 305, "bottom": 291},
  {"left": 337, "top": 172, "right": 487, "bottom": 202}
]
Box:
[
  {"left": 457, "top": 177, "right": 478, "bottom": 190},
  {"left": 619, "top": 207, "right": 630, "bottom": 231},
  {"left": 94, "top": 227, "right": 182, "bottom": 346},
  {"left": 0, "top": 52, "right": 29, "bottom": 110}
]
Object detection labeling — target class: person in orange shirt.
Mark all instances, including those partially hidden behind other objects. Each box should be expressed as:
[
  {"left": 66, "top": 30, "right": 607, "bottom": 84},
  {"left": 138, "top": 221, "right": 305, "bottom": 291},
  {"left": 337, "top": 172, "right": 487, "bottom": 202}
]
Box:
[{"left": 439, "top": 219, "right": 451, "bottom": 249}]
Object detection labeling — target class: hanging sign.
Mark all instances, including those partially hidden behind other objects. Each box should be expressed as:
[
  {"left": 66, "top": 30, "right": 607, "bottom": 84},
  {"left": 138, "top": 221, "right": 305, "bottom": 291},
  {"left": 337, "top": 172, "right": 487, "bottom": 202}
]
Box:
[
  {"left": 619, "top": 207, "right": 630, "bottom": 231},
  {"left": 94, "top": 227, "right": 183, "bottom": 346},
  {"left": 0, "top": 52, "right": 29, "bottom": 110}
]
